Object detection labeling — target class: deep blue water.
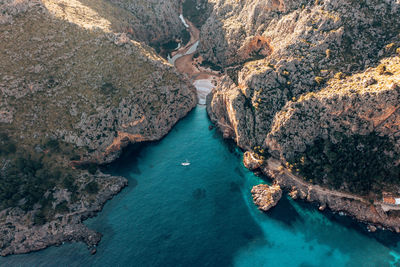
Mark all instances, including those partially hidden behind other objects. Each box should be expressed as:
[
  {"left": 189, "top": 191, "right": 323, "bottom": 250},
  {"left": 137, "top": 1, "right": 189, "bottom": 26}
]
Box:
[{"left": 2, "top": 106, "right": 400, "bottom": 266}]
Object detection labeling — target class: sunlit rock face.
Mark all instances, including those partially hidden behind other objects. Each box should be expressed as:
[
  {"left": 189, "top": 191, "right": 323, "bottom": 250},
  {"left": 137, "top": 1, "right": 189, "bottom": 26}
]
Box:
[
  {"left": 251, "top": 184, "right": 282, "bottom": 211},
  {"left": 204, "top": 0, "right": 400, "bottom": 193},
  {"left": 267, "top": 57, "right": 400, "bottom": 193}
]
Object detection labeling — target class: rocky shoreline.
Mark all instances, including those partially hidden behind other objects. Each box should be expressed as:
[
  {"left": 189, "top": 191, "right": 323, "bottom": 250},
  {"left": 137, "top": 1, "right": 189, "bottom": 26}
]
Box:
[
  {"left": 2, "top": 0, "right": 400, "bottom": 259},
  {"left": 251, "top": 184, "right": 282, "bottom": 212},
  {"left": 0, "top": 173, "right": 128, "bottom": 256},
  {"left": 0, "top": 0, "right": 197, "bottom": 257},
  {"left": 245, "top": 153, "right": 400, "bottom": 233}
]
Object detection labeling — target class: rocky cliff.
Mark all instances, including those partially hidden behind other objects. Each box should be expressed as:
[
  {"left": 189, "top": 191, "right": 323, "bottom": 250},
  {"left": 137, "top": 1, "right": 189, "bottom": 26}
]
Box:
[
  {"left": 205, "top": 0, "right": 400, "bottom": 191},
  {"left": 267, "top": 56, "right": 400, "bottom": 194},
  {"left": 203, "top": 0, "right": 400, "bottom": 227},
  {"left": 0, "top": 0, "right": 196, "bottom": 255},
  {"left": 206, "top": 0, "right": 400, "bottom": 149}
]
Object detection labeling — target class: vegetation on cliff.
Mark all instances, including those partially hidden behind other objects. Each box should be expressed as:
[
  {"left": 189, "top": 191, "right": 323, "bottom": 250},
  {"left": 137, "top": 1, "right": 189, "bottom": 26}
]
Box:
[
  {"left": 266, "top": 55, "right": 400, "bottom": 194},
  {"left": 205, "top": 0, "right": 400, "bottom": 196},
  {"left": 0, "top": 0, "right": 196, "bottom": 255},
  {"left": 288, "top": 133, "right": 399, "bottom": 195}
]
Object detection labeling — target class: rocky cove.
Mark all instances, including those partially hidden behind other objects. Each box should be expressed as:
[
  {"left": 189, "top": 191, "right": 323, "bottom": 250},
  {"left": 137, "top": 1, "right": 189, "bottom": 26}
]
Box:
[
  {"left": 2, "top": 0, "right": 400, "bottom": 265},
  {"left": 2, "top": 106, "right": 400, "bottom": 266}
]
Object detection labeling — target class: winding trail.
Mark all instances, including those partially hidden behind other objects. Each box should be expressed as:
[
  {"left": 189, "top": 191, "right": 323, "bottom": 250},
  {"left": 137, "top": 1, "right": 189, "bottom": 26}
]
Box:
[
  {"left": 268, "top": 158, "right": 365, "bottom": 202},
  {"left": 267, "top": 158, "right": 400, "bottom": 213},
  {"left": 169, "top": 16, "right": 221, "bottom": 104}
]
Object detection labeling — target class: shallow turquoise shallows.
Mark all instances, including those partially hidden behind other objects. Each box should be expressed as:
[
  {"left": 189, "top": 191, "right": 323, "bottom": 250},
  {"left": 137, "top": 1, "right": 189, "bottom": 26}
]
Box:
[{"left": 2, "top": 106, "right": 400, "bottom": 267}]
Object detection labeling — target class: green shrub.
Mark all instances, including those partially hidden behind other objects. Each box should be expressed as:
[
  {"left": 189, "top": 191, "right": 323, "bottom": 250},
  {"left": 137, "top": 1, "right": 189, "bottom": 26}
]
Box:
[
  {"left": 45, "top": 139, "right": 60, "bottom": 152},
  {"left": 289, "top": 133, "right": 399, "bottom": 194},
  {"left": 85, "top": 181, "right": 99, "bottom": 194},
  {"left": 33, "top": 211, "right": 47, "bottom": 225},
  {"left": 377, "top": 64, "right": 386, "bottom": 75},
  {"left": 100, "top": 82, "right": 117, "bottom": 94},
  {"left": 0, "top": 153, "right": 74, "bottom": 211},
  {"left": 62, "top": 175, "right": 78, "bottom": 193},
  {"left": 0, "top": 133, "right": 16, "bottom": 155},
  {"left": 70, "top": 154, "right": 81, "bottom": 161},
  {"left": 55, "top": 201, "right": 69, "bottom": 213}
]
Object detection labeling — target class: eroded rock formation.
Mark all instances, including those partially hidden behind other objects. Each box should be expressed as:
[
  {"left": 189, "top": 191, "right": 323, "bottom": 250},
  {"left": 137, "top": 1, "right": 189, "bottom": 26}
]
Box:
[{"left": 251, "top": 184, "right": 282, "bottom": 211}]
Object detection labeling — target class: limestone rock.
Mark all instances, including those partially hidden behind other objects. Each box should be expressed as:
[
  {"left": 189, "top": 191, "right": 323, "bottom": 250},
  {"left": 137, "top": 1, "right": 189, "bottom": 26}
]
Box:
[
  {"left": 205, "top": 0, "right": 400, "bottom": 196},
  {"left": 243, "top": 151, "right": 263, "bottom": 170},
  {"left": 251, "top": 184, "right": 282, "bottom": 211},
  {"left": 0, "top": 0, "right": 196, "bottom": 256},
  {"left": 0, "top": 173, "right": 128, "bottom": 256},
  {"left": 267, "top": 57, "right": 400, "bottom": 193},
  {"left": 206, "top": 0, "right": 400, "bottom": 154},
  {"left": 108, "top": 0, "right": 185, "bottom": 45}
]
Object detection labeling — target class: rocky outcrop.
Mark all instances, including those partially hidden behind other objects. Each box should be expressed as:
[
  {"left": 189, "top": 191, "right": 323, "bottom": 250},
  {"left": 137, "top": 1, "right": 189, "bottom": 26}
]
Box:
[
  {"left": 204, "top": 0, "right": 400, "bottom": 190},
  {"left": 0, "top": 173, "right": 128, "bottom": 256},
  {"left": 251, "top": 184, "right": 282, "bottom": 211},
  {"left": 243, "top": 151, "right": 263, "bottom": 170},
  {"left": 1, "top": 0, "right": 197, "bottom": 165},
  {"left": 0, "top": 0, "right": 196, "bottom": 256}
]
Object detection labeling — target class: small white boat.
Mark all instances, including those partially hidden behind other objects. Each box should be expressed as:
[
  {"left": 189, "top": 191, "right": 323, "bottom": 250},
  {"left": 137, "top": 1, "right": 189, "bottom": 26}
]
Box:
[{"left": 181, "top": 160, "right": 190, "bottom": 166}]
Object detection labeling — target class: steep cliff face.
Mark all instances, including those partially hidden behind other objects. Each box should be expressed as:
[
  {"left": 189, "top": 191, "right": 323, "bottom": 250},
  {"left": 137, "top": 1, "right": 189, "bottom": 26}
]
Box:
[
  {"left": 200, "top": 0, "right": 301, "bottom": 66},
  {"left": 206, "top": 0, "right": 400, "bottom": 152},
  {"left": 0, "top": 0, "right": 196, "bottom": 255},
  {"left": 204, "top": 0, "right": 400, "bottom": 198},
  {"left": 267, "top": 56, "right": 400, "bottom": 193}
]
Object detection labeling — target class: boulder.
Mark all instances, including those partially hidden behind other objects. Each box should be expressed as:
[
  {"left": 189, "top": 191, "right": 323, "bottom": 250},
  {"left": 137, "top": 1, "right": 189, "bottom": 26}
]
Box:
[
  {"left": 243, "top": 151, "right": 263, "bottom": 170},
  {"left": 251, "top": 184, "right": 282, "bottom": 211}
]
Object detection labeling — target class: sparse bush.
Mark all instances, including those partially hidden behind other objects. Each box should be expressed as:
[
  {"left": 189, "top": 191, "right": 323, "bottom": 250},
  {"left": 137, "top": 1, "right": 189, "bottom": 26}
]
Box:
[
  {"left": 334, "top": 72, "right": 346, "bottom": 80},
  {"left": 101, "top": 82, "right": 117, "bottom": 94},
  {"left": 85, "top": 181, "right": 99, "bottom": 194},
  {"left": 70, "top": 154, "right": 81, "bottom": 161},
  {"left": 87, "top": 163, "right": 98, "bottom": 175},
  {"left": 315, "top": 76, "right": 325, "bottom": 85},
  {"left": 62, "top": 175, "right": 78, "bottom": 193},
  {"left": 377, "top": 64, "right": 386, "bottom": 75},
  {"left": 0, "top": 133, "right": 16, "bottom": 155},
  {"left": 325, "top": 49, "right": 331, "bottom": 58},
  {"left": 45, "top": 139, "right": 60, "bottom": 152},
  {"left": 55, "top": 201, "right": 69, "bottom": 213},
  {"left": 33, "top": 211, "right": 46, "bottom": 225}
]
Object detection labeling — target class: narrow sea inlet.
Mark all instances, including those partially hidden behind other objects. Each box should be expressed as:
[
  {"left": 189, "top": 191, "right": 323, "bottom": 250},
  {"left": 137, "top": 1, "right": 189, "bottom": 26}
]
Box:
[{"left": 1, "top": 106, "right": 400, "bottom": 266}]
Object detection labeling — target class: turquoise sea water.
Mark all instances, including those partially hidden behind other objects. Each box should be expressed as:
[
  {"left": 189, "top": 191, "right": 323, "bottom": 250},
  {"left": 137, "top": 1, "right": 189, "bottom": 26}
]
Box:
[{"left": 2, "top": 106, "right": 400, "bottom": 266}]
